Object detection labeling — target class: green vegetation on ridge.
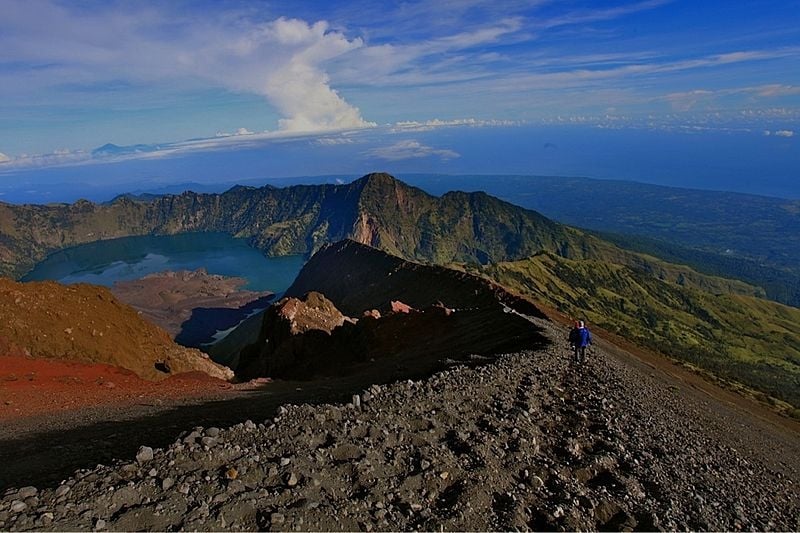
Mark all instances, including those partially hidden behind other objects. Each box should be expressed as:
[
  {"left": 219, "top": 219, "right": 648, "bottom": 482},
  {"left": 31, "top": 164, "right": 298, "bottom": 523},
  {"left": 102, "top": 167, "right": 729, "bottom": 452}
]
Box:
[
  {"left": 479, "top": 252, "right": 800, "bottom": 411},
  {"left": 401, "top": 174, "right": 800, "bottom": 307},
  {"left": 2, "top": 172, "right": 798, "bottom": 411}
]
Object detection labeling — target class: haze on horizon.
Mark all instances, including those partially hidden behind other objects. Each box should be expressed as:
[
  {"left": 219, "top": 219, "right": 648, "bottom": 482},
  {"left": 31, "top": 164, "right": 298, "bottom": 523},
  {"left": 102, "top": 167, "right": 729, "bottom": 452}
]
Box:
[{"left": 0, "top": 0, "right": 798, "bottom": 199}]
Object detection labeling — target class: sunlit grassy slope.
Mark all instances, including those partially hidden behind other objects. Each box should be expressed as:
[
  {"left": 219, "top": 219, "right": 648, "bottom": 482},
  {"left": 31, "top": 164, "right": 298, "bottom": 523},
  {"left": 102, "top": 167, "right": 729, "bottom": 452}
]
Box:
[{"left": 477, "top": 252, "right": 800, "bottom": 411}]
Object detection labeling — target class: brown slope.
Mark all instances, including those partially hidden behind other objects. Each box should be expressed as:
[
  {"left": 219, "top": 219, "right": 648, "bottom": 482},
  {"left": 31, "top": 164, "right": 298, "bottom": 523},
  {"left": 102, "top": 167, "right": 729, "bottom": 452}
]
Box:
[{"left": 0, "top": 278, "right": 232, "bottom": 381}]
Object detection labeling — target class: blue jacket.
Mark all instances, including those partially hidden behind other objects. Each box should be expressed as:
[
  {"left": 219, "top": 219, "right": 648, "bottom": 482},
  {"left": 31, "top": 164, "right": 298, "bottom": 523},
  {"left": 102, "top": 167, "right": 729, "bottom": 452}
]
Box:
[{"left": 570, "top": 327, "right": 592, "bottom": 347}]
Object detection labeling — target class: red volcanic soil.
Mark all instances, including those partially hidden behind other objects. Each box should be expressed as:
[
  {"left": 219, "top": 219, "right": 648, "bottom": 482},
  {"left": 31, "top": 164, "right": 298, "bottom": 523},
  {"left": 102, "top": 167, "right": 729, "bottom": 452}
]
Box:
[{"left": 0, "top": 355, "right": 232, "bottom": 421}]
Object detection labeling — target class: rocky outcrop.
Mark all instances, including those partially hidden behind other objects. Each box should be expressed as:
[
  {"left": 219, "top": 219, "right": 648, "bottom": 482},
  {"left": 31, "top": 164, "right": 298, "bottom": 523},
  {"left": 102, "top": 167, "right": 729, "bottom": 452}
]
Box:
[
  {"left": 236, "top": 292, "right": 355, "bottom": 380},
  {"left": 0, "top": 278, "right": 232, "bottom": 382},
  {"left": 236, "top": 242, "right": 549, "bottom": 381}
]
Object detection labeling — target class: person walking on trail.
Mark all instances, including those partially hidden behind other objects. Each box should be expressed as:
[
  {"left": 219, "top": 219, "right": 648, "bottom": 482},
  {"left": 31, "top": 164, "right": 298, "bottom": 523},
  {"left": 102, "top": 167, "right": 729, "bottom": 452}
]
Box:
[{"left": 568, "top": 320, "right": 592, "bottom": 363}]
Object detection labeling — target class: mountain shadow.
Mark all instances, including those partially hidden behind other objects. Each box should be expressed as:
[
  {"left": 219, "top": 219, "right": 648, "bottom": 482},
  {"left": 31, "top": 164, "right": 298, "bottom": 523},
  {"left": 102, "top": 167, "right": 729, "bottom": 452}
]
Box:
[{"left": 175, "top": 294, "right": 275, "bottom": 350}]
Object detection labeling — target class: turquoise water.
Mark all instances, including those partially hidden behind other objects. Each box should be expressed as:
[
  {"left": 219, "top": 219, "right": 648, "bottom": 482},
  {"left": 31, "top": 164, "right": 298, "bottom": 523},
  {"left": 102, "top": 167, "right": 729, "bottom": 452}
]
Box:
[{"left": 22, "top": 232, "right": 305, "bottom": 293}]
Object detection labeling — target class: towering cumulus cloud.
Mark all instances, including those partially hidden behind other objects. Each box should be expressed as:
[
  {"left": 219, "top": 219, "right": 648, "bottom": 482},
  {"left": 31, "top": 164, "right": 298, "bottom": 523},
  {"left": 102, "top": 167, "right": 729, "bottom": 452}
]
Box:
[
  {"left": 228, "top": 18, "right": 372, "bottom": 131},
  {"left": 254, "top": 18, "right": 373, "bottom": 132},
  {"left": 185, "top": 16, "right": 374, "bottom": 132},
  {"left": 0, "top": 4, "right": 374, "bottom": 134}
]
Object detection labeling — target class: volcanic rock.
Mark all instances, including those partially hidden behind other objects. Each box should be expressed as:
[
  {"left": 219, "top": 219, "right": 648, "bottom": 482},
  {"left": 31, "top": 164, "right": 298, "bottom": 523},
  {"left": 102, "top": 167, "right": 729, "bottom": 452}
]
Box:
[
  {"left": 3, "top": 315, "right": 797, "bottom": 531},
  {"left": 235, "top": 241, "right": 549, "bottom": 381},
  {"left": 236, "top": 292, "right": 355, "bottom": 379}
]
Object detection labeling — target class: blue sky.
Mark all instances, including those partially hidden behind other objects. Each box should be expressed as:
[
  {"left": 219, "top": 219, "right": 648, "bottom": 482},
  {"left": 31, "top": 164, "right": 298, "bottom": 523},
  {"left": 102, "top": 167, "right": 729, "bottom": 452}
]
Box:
[{"left": 0, "top": 0, "right": 798, "bottom": 195}]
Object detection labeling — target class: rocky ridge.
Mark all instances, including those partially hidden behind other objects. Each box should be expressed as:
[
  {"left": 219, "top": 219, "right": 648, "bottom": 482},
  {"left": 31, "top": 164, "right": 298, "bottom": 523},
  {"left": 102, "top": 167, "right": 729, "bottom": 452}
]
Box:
[
  {"left": 0, "top": 174, "right": 761, "bottom": 303},
  {"left": 234, "top": 241, "right": 550, "bottom": 381},
  {"left": 1, "top": 315, "right": 797, "bottom": 531}
]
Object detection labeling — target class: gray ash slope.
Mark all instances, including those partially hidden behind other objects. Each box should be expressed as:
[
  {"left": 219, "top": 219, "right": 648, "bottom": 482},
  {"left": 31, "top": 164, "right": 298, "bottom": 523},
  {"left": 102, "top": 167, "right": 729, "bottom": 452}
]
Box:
[{"left": 2, "top": 315, "right": 798, "bottom": 531}]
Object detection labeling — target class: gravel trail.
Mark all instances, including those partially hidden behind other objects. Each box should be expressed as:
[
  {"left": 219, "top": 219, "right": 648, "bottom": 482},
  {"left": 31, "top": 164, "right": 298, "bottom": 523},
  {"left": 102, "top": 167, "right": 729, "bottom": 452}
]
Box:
[{"left": 1, "top": 316, "right": 797, "bottom": 531}]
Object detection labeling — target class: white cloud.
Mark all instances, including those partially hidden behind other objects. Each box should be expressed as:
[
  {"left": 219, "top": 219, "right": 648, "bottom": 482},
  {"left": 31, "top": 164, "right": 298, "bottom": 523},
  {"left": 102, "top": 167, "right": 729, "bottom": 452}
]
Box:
[
  {"left": 365, "top": 140, "right": 460, "bottom": 161},
  {"left": 752, "top": 84, "right": 800, "bottom": 97},
  {"left": 391, "top": 117, "right": 519, "bottom": 132},
  {"left": 763, "top": 129, "right": 794, "bottom": 137},
  {"left": 314, "top": 136, "right": 355, "bottom": 146},
  {"left": 662, "top": 90, "right": 714, "bottom": 112},
  {"left": 0, "top": 6, "right": 374, "bottom": 134},
  {"left": 241, "top": 18, "right": 375, "bottom": 132},
  {"left": 0, "top": 149, "right": 88, "bottom": 169},
  {"left": 216, "top": 128, "right": 257, "bottom": 137}
]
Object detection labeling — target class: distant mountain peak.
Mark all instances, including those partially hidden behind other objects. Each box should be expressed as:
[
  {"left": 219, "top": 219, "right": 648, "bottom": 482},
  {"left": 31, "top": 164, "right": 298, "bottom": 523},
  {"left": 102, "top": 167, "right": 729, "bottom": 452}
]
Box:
[
  {"left": 91, "top": 142, "right": 158, "bottom": 157},
  {"left": 354, "top": 172, "right": 398, "bottom": 185},
  {"left": 350, "top": 172, "right": 407, "bottom": 195}
]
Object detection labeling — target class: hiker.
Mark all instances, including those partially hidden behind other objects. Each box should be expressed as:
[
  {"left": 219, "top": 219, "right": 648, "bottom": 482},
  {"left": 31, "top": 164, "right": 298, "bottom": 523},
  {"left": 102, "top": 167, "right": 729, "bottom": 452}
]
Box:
[{"left": 568, "top": 320, "right": 592, "bottom": 363}]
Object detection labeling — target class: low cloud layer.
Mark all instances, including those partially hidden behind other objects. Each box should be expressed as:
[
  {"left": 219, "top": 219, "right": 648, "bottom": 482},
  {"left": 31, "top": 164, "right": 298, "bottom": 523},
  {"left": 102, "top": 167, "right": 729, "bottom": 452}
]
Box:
[
  {"left": 0, "top": 152, "right": 10, "bottom": 163},
  {"left": 365, "top": 140, "right": 459, "bottom": 161},
  {"left": 763, "top": 129, "right": 795, "bottom": 137}
]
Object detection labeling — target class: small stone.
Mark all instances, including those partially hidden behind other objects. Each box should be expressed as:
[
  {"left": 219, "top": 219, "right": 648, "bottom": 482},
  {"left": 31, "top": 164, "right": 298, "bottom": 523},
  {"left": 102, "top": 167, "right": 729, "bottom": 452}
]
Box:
[
  {"left": 204, "top": 427, "right": 221, "bottom": 437},
  {"left": 352, "top": 394, "right": 361, "bottom": 409},
  {"left": 286, "top": 472, "right": 299, "bottom": 487},
  {"left": 136, "top": 446, "right": 154, "bottom": 464},
  {"left": 420, "top": 459, "right": 431, "bottom": 471},
  {"left": 244, "top": 420, "right": 256, "bottom": 431},
  {"left": 439, "top": 471, "right": 449, "bottom": 480},
  {"left": 225, "top": 468, "right": 238, "bottom": 480},
  {"left": 148, "top": 468, "right": 158, "bottom": 477},
  {"left": 17, "top": 487, "right": 37, "bottom": 499},
  {"left": 54, "top": 485, "right": 71, "bottom": 498},
  {"left": 280, "top": 457, "right": 291, "bottom": 467},
  {"left": 10, "top": 501, "right": 27, "bottom": 513},
  {"left": 183, "top": 431, "right": 201, "bottom": 444},
  {"left": 161, "top": 478, "right": 175, "bottom": 491},
  {"left": 530, "top": 476, "right": 544, "bottom": 489},
  {"left": 95, "top": 518, "right": 107, "bottom": 530},
  {"left": 271, "top": 512, "right": 285, "bottom": 525},
  {"left": 201, "top": 436, "right": 217, "bottom": 448}
]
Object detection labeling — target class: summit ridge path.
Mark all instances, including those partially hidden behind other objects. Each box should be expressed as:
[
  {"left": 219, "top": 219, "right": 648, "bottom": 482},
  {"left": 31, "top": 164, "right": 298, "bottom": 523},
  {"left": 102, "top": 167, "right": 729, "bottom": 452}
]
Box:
[{"left": 0, "top": 316, "right": 798, "bottom": 530}]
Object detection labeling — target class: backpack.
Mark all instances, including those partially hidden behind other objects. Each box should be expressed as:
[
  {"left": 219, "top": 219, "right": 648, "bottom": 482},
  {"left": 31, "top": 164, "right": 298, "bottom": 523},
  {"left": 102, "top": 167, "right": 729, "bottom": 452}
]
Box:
[{"left": 568, "top": 327, "right": 580, "bottom": 345}]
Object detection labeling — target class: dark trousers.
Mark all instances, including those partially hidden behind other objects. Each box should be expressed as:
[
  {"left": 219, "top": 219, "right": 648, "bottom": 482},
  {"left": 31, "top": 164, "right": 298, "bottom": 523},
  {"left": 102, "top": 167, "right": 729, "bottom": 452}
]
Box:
[{"left": 574, "top": 345, "right": 586, "bottom": 363}]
